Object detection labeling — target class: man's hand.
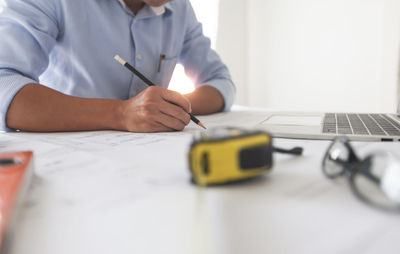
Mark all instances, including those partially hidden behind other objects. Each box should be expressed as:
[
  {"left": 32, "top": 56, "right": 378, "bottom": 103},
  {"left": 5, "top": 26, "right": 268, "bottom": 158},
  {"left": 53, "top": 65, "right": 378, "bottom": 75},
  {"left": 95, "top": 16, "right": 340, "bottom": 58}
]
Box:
[{"left": 119, "top": 86, "right": 191, "bottom": 132}]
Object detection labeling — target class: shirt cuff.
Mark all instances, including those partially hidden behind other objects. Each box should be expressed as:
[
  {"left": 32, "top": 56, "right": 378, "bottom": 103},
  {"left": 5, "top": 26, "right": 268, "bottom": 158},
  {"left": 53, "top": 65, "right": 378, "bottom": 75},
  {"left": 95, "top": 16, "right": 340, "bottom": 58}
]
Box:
[
  {"left": 200, "top": 79, "right": 236, "bottom": 112},
  {"left": 0, "top": 72, "right": 37, "bottom": 132}
]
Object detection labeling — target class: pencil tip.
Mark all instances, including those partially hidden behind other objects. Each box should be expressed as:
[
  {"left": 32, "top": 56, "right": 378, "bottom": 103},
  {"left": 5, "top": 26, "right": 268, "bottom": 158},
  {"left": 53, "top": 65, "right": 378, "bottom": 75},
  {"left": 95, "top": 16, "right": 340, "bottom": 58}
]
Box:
[{"left": 198, "top": 122, "right": 206, "bottom": 129}]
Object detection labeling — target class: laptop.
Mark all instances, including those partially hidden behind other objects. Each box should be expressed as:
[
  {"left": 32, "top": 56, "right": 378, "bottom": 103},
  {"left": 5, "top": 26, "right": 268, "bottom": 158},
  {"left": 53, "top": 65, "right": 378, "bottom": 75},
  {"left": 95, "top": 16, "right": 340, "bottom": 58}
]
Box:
[{"left": 257, "top": 100, "right": 400, "bottom": 142}]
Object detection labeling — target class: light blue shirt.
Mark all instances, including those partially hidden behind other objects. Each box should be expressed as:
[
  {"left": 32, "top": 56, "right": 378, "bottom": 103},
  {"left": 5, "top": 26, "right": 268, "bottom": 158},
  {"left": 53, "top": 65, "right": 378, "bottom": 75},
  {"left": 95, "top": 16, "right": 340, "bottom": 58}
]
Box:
[{"left": 0, "top": 0, "right": 235, "bottom": 131}]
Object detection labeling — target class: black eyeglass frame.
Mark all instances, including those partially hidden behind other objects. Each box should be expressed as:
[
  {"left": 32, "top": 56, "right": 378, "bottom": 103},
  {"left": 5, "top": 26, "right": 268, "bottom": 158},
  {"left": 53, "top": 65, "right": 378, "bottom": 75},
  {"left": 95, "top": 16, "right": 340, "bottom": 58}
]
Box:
[{"left": 322, "top": 136, "right": 399, "bottom": 212}]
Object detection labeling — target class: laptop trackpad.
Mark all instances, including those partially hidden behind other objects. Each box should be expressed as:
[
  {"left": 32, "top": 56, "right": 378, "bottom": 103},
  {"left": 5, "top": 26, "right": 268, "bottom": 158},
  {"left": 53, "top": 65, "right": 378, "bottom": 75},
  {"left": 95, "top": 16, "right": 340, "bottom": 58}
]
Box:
[{"left": 263, "top": 115, "right": 322, "bottom": 126}]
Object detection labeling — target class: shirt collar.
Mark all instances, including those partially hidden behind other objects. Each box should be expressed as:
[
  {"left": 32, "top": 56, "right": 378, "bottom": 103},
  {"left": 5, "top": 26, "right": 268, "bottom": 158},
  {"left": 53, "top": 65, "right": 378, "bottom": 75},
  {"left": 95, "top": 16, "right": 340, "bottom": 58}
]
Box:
[{"left": 117, "top": 0, "right": 173, "bottom": 16}]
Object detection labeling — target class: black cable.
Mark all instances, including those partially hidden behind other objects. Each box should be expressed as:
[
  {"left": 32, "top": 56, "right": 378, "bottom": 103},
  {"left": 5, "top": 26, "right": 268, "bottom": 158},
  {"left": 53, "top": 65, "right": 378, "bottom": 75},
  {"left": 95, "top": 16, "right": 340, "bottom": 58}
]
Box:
[{"left": 273, "top": 147, "right": 303, "bottom": 156}]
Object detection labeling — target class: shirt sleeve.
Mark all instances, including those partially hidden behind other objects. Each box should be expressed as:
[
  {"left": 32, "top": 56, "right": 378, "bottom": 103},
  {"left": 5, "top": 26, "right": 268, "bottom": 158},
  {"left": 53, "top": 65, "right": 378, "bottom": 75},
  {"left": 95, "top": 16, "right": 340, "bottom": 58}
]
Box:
[
  {"left": 179, "top": 1, "right": 236, "bottom": 112},
  {"left": 0, "top": 0, "right": 60, "bottom": 131}
]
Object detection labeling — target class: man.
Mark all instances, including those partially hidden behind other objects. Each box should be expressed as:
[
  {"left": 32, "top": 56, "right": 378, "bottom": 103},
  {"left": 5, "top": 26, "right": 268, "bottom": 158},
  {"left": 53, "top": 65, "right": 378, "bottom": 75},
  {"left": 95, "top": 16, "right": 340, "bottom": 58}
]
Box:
[{"left": 0, "top": 0, "right": 235, "bottom": 132}]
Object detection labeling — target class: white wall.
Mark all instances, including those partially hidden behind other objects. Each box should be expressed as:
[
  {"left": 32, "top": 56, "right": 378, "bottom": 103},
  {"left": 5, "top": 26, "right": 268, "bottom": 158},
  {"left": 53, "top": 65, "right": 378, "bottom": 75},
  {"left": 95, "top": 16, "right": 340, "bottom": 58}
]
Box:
[
  {"left": 218, "top": 0, "right": 400, "bottom": 113},
  {"left": 217, "top": 0, "right": 248, "bottom": 106},
  {"left": 169, "top": 0, "right": 220, "bottom": 94},
  {"left": 190, "top": 0, "right": 220, "bottom": 49}
]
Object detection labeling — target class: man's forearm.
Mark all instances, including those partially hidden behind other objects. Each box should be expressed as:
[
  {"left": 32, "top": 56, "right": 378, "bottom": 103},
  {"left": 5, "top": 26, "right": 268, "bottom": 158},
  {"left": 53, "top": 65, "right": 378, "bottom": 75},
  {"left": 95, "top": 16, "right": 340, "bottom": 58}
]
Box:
[
  {"left": 184, "top": 86, "right": 224, "bottom": 115},
  {"left": 6, "top": 84, "right": 124, "bottom": 132}
]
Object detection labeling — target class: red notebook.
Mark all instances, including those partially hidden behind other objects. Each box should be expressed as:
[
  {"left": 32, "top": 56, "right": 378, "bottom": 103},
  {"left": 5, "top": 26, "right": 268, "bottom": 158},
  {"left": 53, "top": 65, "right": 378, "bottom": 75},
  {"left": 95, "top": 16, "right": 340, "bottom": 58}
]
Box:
[{"left": 0, "top": 151, "right": 34, "bottom": 249}]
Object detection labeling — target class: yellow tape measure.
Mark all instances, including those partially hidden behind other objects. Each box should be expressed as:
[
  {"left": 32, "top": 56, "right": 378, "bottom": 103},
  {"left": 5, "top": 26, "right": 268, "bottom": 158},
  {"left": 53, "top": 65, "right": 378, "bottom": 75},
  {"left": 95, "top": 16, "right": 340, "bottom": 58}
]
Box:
[{"left": 189, "top": 127, "right": 274, "bottom": 185}]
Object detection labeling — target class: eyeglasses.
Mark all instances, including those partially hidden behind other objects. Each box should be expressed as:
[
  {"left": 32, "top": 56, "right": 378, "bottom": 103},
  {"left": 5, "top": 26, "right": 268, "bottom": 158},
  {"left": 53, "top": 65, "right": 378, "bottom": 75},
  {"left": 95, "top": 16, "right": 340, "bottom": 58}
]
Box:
[{"left": 322, "top": 136, "right": 400, "bottom": 212}]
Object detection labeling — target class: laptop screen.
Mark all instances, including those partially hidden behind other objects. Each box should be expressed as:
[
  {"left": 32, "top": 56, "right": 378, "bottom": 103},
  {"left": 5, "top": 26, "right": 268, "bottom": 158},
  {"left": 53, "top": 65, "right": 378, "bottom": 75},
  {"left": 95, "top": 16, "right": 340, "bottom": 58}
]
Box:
[
  {"left": 398, "top": 97, "right": 400, "bottom": 115},
  {"left": 398, "top": 76, "right": 400, "bottom": 115}
]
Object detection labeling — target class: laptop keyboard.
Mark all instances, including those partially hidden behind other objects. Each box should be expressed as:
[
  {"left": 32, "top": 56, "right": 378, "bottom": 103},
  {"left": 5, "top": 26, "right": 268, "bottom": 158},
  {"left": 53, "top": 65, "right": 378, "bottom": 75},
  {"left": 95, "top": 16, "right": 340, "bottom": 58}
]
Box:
[{"left": 322, "top": 113, "right": 400, "bottom": 136}]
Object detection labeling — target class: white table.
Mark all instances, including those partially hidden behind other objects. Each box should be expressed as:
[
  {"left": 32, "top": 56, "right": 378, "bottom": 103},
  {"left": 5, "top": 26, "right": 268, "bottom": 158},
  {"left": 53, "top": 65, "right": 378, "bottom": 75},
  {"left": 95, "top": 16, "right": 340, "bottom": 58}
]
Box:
[{"left": 1, "top": 110, "right": 399, "bottom": 254}]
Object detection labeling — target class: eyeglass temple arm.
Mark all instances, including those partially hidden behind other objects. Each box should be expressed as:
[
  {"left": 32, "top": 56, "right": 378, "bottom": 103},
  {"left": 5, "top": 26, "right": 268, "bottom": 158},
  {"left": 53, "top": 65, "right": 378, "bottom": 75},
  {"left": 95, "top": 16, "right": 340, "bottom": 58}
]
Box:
[
  {"left": 273, "top": 147, "right": 303, "bottom": 156},
  {"left": 355, "top": 157, "right": 381, "bottom": 185}
]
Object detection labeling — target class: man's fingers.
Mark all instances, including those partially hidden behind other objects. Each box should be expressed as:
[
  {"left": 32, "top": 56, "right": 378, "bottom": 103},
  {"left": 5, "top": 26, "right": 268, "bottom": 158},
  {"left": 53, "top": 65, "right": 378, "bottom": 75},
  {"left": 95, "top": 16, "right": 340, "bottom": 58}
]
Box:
[
  {"left": 123, "top": 86, "right": 191, "bottom": 132},
  {"left": 159, "top": 101, "right": 191, "bottom": 125},
  {"left": 161, "top": 89, "right": 191, "bottom": 113},
  {"left": 147, "top": 122, "right": 175, "bottom": 132},
  {"left": 153, "top": 108, "right": 187, "bottom": 131}
]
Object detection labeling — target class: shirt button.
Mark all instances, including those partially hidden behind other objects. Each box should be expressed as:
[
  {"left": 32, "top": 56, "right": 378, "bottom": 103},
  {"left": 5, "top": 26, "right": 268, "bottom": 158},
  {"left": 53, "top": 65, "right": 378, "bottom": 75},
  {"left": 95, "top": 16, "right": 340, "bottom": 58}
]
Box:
[
  {"left": 133, "top": 19, "right": 137, "bottom": 24},
  {"left": 137, "top": 54, "right": 142, "bottom": 61}
]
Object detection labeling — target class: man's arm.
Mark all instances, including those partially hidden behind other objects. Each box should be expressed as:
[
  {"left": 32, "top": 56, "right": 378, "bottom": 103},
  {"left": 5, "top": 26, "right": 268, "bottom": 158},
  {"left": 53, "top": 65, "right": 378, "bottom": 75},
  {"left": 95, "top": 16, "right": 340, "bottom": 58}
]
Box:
[
  {"left": 184, "top": 86, "right": 224, "bottom": 115},
  {"left": 0, "top": 0, "right": 60, "bottom": 131},
  {"left": 178, "top": 1, "right": 236, "bottom": 114},
  {"left": 6, "top": 84, "right": 191, "bottom": 132}
]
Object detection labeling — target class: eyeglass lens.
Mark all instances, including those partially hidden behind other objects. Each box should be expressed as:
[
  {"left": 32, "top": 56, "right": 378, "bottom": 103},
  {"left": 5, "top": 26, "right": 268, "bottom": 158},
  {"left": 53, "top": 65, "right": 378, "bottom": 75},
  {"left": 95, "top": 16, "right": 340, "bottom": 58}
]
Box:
[
  {"left": 323, "top": 138, "right": 352, "bottom": 178},
  {"left": 351, "top": 154, "right": 400, "bottom": 211}
]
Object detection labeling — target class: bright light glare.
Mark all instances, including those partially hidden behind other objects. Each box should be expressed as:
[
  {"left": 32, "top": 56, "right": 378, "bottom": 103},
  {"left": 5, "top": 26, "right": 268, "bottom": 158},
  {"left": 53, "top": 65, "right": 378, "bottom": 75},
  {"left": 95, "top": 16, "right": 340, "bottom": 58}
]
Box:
[
  {"left": 169, "top": 64, "right": 195, "bottom": 94},
  {"left": 168, "top": 0, "right": 220, "bottom": 94}
]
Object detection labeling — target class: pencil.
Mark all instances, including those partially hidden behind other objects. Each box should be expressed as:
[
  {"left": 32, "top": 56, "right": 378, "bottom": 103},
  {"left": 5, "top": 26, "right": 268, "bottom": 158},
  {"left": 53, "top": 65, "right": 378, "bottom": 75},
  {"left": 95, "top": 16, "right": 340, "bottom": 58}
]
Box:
[{"left": 114, "top": 55, "right": 206, "bottom": 129}]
